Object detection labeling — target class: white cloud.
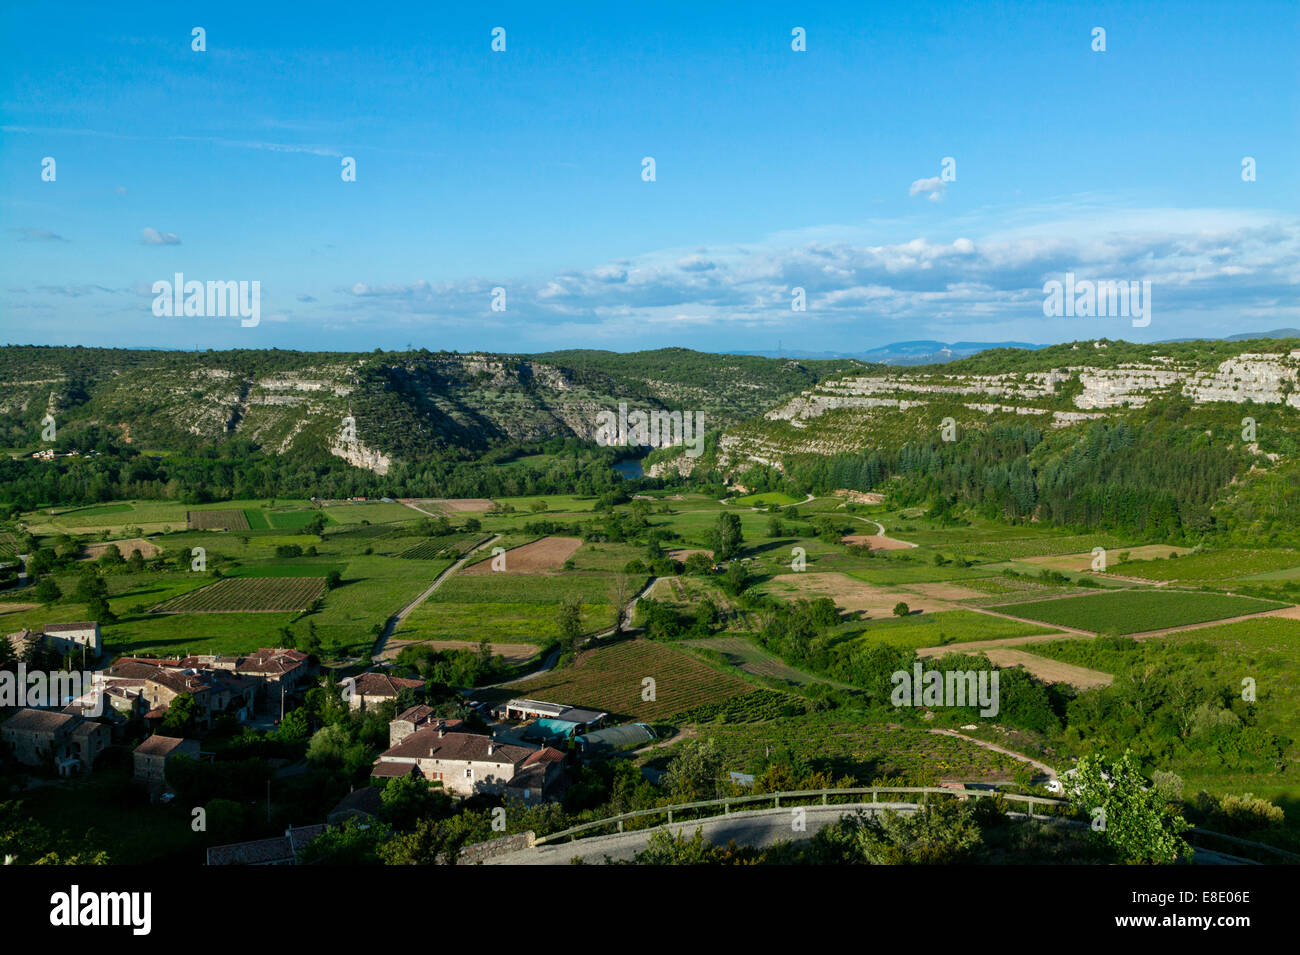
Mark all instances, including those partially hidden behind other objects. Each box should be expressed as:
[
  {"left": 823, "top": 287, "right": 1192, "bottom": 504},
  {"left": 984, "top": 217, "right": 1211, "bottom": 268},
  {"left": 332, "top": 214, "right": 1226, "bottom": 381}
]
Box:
[
  {"left": 140, "top": 227, "right": 181, "bottom": 245},
  {"left": 909, "top": 176, "right": 946, "bottom": 202}
]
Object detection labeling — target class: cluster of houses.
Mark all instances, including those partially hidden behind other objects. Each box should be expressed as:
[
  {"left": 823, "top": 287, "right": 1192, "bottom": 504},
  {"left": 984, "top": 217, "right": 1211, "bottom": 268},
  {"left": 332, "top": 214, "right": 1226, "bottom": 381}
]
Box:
[
  {"left": 3, "top": 624, "right": 656, "bottom": 864},
  {"left": 1, "top": 633, "right": 309, "bottom": 784},
  {"left": 97, "top": 648, "right": 311, "bottom": 726}
]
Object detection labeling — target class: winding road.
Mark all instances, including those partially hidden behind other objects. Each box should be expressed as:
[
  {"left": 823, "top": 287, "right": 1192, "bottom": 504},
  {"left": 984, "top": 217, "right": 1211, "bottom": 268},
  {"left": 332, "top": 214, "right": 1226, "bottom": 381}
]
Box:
[{"left": 370, "top": 533, "right": 502, "bottom": 663}]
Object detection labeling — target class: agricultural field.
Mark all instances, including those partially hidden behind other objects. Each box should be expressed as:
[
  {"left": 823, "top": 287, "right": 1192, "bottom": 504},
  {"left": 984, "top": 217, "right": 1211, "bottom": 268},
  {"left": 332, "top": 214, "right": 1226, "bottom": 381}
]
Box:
[
  {"left": 82, "top": 537, "right": 161, "bottom": 560},
  {"left": 831, "top": 609, "right": 1062, "bottom": 652},
  {"left": 473, "top": 638, "right": 755, "bottom": 721},
  {"left": 1022, "top": 544, "right": 1190, "bottom": 574},
  {"left": 1117, "top": 548, "right": 1300, "bottom": 582},
  {"left": 942, "top": 533, "right": 1135, "bottom": 562},
  {"left": 186, "top": 509, "right": 250, "bottom": 531},
  {"left": 151, "top": 576, "right": 327, "bottom": 613},
  {"left": 993, "top": 589, "right": 1288, "bottom": 635},
  {"left": 683, "top": 635, "right": 846, "bottom": 687},
  {"left": 461, "top": 536, "right": 582, "bottom": 574},
  {"left": 398, "top": 534, "right": 485, "bottom": 560}
]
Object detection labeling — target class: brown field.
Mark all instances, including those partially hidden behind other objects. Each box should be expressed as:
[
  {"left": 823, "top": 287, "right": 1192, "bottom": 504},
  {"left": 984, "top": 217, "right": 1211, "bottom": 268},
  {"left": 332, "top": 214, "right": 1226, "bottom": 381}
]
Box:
[
  {"left": 83, "top": 538, "right": 161, "bottom": 560},
  {"left": 764, "top": 572, "right": 959, "bottom": 616},
  {"left": 187, "top": 509, "right": 250, "bottom": 531},
  {"left": 0, "top": 602, "right": 39, "bottom": 615},
  {"left": 462, "top": 536, "right": 582, "bottom": 574},
  {"left": 401, "top": 498, "right": 493, "bottom": 513},
  {"left": 841, "top": 534, "right": 913, "bottom": 550},
  {"left": 943, "top": 646, "right": 1113, "bottom": 690}
]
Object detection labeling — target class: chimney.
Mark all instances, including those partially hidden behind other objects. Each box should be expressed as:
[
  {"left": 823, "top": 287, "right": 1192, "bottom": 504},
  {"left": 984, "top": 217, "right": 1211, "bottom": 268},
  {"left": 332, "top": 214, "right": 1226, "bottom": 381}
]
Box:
[
  {"left": 437, "top": 720, "right": 446, "bottom": 738},
  {"left": 487, "top": 742, "right": 495, "bottom": 756}
]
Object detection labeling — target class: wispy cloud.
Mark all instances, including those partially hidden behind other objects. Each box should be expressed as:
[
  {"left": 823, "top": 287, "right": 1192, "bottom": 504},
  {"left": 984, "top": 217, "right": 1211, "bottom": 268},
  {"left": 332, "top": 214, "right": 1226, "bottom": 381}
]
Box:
[
  {"left": 140, "top": 227, "right": 181, "bottom": 246},
  {"left": 12, "top": 228, "right": 67, "bottom": 242}
]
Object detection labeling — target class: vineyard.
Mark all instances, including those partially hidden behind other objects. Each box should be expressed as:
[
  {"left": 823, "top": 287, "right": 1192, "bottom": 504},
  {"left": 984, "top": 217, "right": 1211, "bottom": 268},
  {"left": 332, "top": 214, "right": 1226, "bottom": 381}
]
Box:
[
  {"left": 187, "top": 509, "right": 251, "bottom": 531},
  {"left": 474, "top": 639, "right": 753, "bottom": 721},
  {"left": 945, "top": 534, "right": 1132, "bottom": 562},
  {"left": 151, "top": 576, "right": 327, "bottom": 613},
  {"left": 993, "top": 589, "right": 1287, "bottom": 635},
  {"left": 1118, "top": 548, "right": 1300, "bottom": 582},
  {"left": 399, "top": 535, "right": 484, "bottom": 560}
]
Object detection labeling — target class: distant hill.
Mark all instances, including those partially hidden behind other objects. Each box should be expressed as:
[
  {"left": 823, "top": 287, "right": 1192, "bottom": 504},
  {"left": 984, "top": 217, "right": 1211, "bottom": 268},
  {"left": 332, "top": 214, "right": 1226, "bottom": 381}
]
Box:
[
  {"left": 733, "top": 341, "right": 1044, "bottom": 365},
  {"left": 0, "top": 345, "right": 857, "bottom": 470}
]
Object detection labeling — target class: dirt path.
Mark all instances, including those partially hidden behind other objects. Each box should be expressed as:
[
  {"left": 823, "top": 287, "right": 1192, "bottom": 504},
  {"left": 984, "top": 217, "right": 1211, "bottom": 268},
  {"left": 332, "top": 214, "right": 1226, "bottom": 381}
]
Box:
[
  {"left": 1126, "top": 605, "right": 1300, "bottom": 639},
  {"left": 370, "top": 533, "right": 501, "bottom": 663},
  {"left": 927, "top": 728, "right": 1058, "bottom": 782},
  {"left": 977, "top": 647, "right": 1112, "bottom": 689}
]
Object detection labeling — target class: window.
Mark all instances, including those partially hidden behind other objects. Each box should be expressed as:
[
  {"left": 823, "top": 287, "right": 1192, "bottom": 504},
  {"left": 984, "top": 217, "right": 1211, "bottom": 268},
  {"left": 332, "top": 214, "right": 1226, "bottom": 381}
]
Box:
[{"left": 465, "top": 768, "right": 473, "bottom": 779}]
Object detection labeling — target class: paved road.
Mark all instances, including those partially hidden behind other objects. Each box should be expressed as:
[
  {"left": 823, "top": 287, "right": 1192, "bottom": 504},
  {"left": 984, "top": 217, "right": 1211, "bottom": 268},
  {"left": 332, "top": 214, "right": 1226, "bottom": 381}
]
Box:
[
  {"left": 370, "top": 533, "right": 502, "bottom": 663},
  {"left": 483, "top": 803, "right": 930, "bottom": 865}
]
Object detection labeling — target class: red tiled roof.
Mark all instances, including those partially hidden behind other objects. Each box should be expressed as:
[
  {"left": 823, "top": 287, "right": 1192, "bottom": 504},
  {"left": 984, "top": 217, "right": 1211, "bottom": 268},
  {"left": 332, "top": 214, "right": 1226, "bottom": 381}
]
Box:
[
  {"left": 350, "top": 672, "right": 425, "bottom": 697},
  {"left": 134, "top": 735, "right": 193, "bottom": 756},
  {"left": 381, "top": 729, "right": 533, "bottom": 765}
]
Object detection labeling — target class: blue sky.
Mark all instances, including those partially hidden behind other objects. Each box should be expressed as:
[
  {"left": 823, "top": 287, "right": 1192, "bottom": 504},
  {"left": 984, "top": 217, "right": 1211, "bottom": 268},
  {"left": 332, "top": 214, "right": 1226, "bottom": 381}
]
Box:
[{"left": 2, "top": 0, "right": 1297, "bottom": 353}]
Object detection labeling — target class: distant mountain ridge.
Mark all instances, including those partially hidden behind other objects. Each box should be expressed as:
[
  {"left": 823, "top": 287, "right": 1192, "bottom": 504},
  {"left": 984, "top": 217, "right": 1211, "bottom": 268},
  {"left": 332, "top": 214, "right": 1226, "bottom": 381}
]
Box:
[{"left": 734, "top": 330, "right": 1300, "bottom": 365}]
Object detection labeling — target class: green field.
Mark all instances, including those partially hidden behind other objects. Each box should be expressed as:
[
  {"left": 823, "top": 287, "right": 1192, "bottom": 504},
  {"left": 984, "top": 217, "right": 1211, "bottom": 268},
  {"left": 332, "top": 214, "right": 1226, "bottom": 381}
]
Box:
[
  {"left": 152, "top": 576, "right": 327, "bottom": 613},
  {"left": 833, "top": 609, "right": 1061, "bottom": 651},
  {"left": 473, "top": 638, "right": 755, "bottom": 721},
  {"left": 1119, "top": 548, "right": 1300, "bottom": 582},
  {"left": 995, "top": 590, "right": 1287, "bottom": 634},
  {"left": 733, "top": 491, "right": 801, "bottom": 508}
]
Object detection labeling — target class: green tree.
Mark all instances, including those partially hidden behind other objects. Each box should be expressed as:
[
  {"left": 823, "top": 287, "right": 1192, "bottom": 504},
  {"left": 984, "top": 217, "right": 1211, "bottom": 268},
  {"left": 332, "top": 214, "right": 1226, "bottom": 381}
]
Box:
[
  {"left": 557, "top": 595, "right": 584, "bottom": 651},
  {"left": 893, "top": 602, "right": 911, "bottom": 618},
  {"left": 663, "top": 738, "right": 728, "bottom": 802},
  {"left": 1069, "top": 750, "right": 1191, "bottom": 864},
  {"left": 34, "top": 577, "right": 62, "bottom": 605},
  {"left": 709, "top": 512, "right": 744, "bottom": 561},
  {"left": 162, "top": 693, "right": 199, "bottom": 733}
]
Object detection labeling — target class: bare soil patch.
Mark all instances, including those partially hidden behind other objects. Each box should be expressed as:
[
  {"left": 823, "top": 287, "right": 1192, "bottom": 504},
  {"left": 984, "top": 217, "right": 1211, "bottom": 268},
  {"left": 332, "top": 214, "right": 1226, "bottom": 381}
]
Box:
[
  {"left": 767, "top": 572, "right": 959, "bottom": 615},
  {"left": 977, "top": 648, "right": 1113, "bottom": 689},
  {"left": 83, "top": 538, "right": 161, "bottom": 560},
  {"left": 834, "top": 490, "right": 885, "bottom": 504},
  {"left": 462, "top": 536, "right": 583, "bottom": 575},
  {"left": 402, "top": 498, "right": 494, "bottom": 513}
]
